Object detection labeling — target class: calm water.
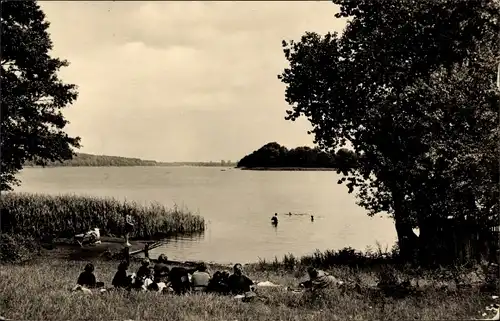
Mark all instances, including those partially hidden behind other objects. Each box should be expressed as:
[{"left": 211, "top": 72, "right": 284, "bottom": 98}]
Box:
[{"left": 15, "top": 167, "right": 396, "bottom": 264}]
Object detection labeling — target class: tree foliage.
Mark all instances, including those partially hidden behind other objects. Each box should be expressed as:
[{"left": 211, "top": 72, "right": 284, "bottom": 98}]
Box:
[
  {"left": 23, "top": 153, "right": 160, "bottom": 167},
  {"left": 279, "top": 0, "right": 500, "bottom": 263},
  {"left": 237, "top": 142, "right": 359, "bottom": 169},
  {"left": 23, "top": 154, "right": 237, "bottom": 167},
  {"left": 1, "top": 0, "right": 80, "bottom": 190}
]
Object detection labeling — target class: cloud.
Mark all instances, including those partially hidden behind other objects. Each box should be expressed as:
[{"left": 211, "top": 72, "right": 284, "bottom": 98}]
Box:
[{"left": 39, "top": 1, "right": 347, "bottom": 161}]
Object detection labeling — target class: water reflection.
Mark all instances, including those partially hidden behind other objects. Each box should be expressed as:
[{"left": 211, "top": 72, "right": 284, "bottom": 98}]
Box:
[{"left": 163, "top": 231, "right": 205, "bottom": 243}]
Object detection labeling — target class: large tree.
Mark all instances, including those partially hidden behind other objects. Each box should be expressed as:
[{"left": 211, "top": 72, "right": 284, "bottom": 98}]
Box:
[
  {"left": 279, "top": 0, "right": 499, "bottom": 263},
  {"left": 1, "top": 0, "right": 80, "bottom": 190}
]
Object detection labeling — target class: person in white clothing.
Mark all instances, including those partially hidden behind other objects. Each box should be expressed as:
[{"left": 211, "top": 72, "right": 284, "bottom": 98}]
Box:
[{"left": 124, "top": 212, "right": 134, "bottom": 247}]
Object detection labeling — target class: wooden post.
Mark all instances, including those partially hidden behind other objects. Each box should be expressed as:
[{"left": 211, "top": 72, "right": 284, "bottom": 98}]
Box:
[{"left": 124, "top": 246, "right": 130, "bottom": 265}]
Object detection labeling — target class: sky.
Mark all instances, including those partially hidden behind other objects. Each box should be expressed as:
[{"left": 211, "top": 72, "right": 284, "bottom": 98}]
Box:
[{"left": 39, "top": 1, "right": 347, "bottom": 162}]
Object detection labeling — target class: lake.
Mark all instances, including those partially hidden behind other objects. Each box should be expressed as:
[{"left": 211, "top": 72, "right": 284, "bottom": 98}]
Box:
[{"left": 15, "top": 166, "right": 397, "bottom": 264}]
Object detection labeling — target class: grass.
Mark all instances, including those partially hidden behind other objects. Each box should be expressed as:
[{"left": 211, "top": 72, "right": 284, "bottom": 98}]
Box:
[
  {"left": 0, "top": 193, "right": 205, "bottom": 240},
  {"left": 0, "top": 257, "right": 497, "bottom": 321}
]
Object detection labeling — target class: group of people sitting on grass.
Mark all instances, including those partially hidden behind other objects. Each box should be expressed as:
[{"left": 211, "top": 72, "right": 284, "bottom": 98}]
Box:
[
  {"left": 75, "top": 255, "right": 344, "bottom": 297},
  {"left": 74, "top": 255, "right": 261, "bottom": 297}
]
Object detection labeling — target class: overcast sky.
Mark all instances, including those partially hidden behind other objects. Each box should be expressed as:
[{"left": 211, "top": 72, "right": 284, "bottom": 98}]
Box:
[{"left": 40, "top": 1, "right": 347, "bottom": 162}]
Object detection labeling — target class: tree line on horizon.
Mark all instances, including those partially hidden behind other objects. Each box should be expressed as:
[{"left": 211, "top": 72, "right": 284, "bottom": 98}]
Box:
[
  {"left": 237, "top": 142, "right": 358, "bottom": 170},
  {"left": 23, "top": 153, "right": 236, "bottom": 168},
  {"left": 23, "top": 153, "right": 159, "bottom": 167}
]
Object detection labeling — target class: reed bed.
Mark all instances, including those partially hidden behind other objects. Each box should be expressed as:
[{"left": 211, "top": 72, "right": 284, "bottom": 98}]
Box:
[{"left": 0, "top": 193, "right": 205, "bottom": 239}]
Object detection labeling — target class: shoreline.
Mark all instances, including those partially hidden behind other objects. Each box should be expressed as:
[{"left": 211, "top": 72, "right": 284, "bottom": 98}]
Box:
[
  {"left": 35, "top": 238, "right": 391, "bottom": 266},
  {"left": 22, "top": 165, "right": 332, "bottom": 170},
  {"left": 22, "top": 164, "right": 236, "bottom": 168}
]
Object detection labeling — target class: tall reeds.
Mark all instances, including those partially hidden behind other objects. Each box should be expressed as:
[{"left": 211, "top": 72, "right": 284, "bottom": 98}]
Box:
[{"left": 0, "top": 193, "right": 205, "bottom": 239}]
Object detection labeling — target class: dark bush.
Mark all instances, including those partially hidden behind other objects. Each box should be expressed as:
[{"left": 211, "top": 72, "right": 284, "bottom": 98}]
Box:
[{"left": 0, "top": 233, "right": 41, "bottom": 263}]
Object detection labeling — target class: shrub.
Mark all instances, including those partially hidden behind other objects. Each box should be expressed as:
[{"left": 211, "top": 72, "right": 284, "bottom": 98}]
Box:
[{"left": 0, "top": 233, "right": 41, "bottom": 263}]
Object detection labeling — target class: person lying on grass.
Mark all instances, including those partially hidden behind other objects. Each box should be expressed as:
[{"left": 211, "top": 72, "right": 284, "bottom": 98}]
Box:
[
  {"left": 300, "top": 266, "right": 343, "bottom": 291},
  {"left": 77, "top": 263, "right": 104, "bottom": 288},
  {"left": 75, "top": 228, "right": 101, "bottom": 247}
]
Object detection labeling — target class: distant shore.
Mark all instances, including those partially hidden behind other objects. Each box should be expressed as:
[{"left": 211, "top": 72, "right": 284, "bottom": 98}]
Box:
[
  {"left": 24, "top": 164, "right": 236, "bottom": 168},
  {"left": 23, "top": 152, "right": 236, "bottom": 168},
  {"left": 23, "top": 165, "right": 334, "bottom": 171},
  {"left": 238, "top": 167, "right": 337, "bottom": 171}
]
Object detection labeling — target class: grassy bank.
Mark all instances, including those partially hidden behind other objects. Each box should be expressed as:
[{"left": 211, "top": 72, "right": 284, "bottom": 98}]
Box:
[
  {"left": 0, "top": 193, "right": 205, "bottom": 240},
  {"left": 0, "top": 257, "right": 496, "bottom": 321},
  {"left": 252, "top": 246, "right": 399, "bottom": 272}
]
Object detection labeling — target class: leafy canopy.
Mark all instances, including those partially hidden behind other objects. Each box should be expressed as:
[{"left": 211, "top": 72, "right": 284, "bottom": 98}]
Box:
[
  {"left": 278, "top": 0, "right": 499, "bottom": 233},
  {"left": 1, "top": 0, "right": 80, "bottom": 190},
  {"left": 237, "top": 142, "right": 358, "bottom": 170}
]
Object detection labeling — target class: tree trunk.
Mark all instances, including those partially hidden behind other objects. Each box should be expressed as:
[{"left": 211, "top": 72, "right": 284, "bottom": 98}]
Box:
[
  {"left": 418, "top": 217, "right": 445, "bottom": 266},
  {"left": 394, "top": 215, "right": 419, "bottom": 263},
  {"left": 392, "top": 186, "right": 419, "bottom": 263}
]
